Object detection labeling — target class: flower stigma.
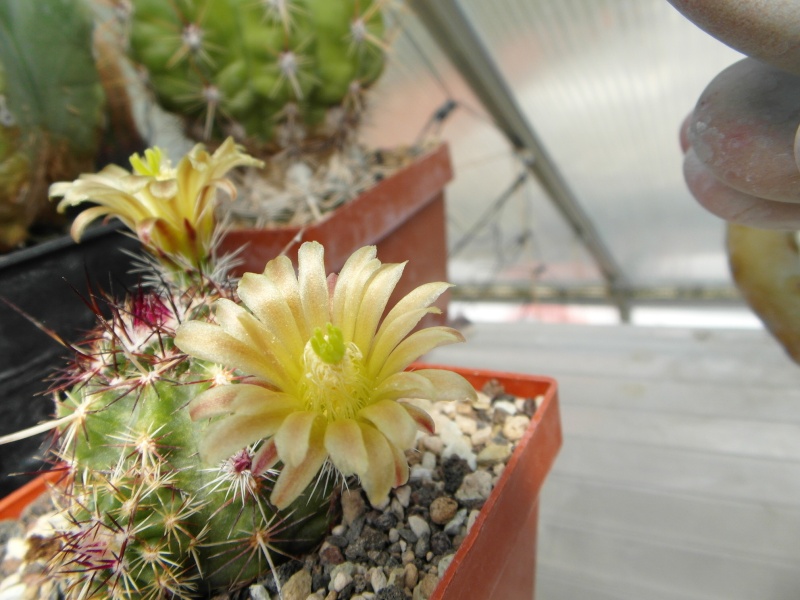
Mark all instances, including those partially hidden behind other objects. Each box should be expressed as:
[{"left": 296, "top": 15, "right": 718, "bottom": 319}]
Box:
[{"left": 302, "top": 323, "right": 370, "bottom": 421}]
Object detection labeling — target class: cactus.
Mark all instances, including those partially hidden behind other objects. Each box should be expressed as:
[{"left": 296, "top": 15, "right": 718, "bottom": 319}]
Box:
[
  {"left": 29, "top": 138, "right": 474, "bottom": 598},
  {"left": 0, "top": 0, "right": 107, "bottom": 250},
  {"left": 126, "top": 0, "right": 388, "bottom": 151}
]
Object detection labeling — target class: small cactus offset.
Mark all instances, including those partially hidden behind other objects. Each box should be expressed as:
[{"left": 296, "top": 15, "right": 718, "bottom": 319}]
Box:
[
  {"left": 126, "top": 0, "right": 388, "bottom": 151},
  {"left": 29, "top": 139, "right": 474, "bottom": 598}
]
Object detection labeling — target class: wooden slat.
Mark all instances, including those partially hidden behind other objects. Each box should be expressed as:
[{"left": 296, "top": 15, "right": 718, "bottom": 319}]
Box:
[{"left": 424, "top": 321, "right": 800, "bottom": 600}]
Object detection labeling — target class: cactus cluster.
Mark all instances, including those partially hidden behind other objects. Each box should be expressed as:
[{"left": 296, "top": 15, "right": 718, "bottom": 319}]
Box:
[
  {"left": 24, "top": 138, "right": 473, "bottom": 598},
  {"left": 126, "top": 0, "right": 388, "bottom": 151}
]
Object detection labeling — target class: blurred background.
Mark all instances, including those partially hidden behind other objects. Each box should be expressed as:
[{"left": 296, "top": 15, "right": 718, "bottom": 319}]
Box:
[{"left": 363, "top": 0, "right": 750, "bottom": 327}]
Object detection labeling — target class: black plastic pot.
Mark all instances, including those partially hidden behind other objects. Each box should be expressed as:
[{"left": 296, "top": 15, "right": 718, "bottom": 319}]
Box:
[{"left": 0, "top": 223, "right": 139, "bottom": 496}]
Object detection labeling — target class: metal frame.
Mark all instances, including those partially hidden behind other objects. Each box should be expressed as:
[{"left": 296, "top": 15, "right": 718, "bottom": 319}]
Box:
[{"left": 409, "top": 0, "right": 632, "bottom": 318}]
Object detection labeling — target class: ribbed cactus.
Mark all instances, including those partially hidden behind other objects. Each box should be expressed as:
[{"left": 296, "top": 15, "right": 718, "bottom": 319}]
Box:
[
  {"left": 127, "top": 0, "right": 387, "bottom": 150},
  {"left": 0, "top": 0, "right": 106, "bottom": 250},
  {"left": 31, "top": 138, "right": 474, "bottom": 598},
  {"left": 45, "top": 140, "right": 337, "bottom": 598}
]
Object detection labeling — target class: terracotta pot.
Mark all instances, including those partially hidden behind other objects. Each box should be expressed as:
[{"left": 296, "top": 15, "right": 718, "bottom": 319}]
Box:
[
  {"left": 0, "top": 366, "right": 561, "bottom": 599},
  {"left": 220, "top": 143, "right": 453, "bottom": 325}
]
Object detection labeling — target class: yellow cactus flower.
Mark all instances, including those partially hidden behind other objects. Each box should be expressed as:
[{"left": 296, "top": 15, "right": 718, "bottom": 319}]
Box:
[
  {"left": 49, "top": 137, "right": 263, "bottom": 268},
  {"left": 174, "top": 242, "right": 476, "bottom": 510}
]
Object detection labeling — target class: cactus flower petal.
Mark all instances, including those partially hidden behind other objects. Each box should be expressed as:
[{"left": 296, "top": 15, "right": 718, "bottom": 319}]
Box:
[
  {"left": 202, "top": 413, "right": 288, "bottom": 465},
  {"left": 274, "top": 411, "right": 322, "bottom": 468},
  {"left": 400, "top": 402, "right": 436, "bottom": 435},
  {"left": 359, "top": 424, "right": 395, "bottom": 505},
  {"left": 360, "top": 399, "right": 418, "bottom": 450},
  {"left": 324, "top": 419, "right": 368, "bottom": 476},
  {"left": 177, "top": 241, "right": 469, "bottom": 508},
  {"left": 413, "top": 369, "right": 478, "bottom": 402},
  {"left": 376, "top": 327, "right": 466, "bottom": 380},
  {"left": 270, "top": 434, "right": 327, "bottom": 510},
  {"left": 175, "top": 321, "right": 288, "bottom": 385},
  {"left": 189, "top": 384, "right": 296, "bottom": 420},
  {"left": 49, "top": 137, "right": 263, "bottom": 269}
]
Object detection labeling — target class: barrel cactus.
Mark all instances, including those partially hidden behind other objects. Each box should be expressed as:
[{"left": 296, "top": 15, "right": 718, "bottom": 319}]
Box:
[
  {"left": 126, "top": 0, "right": 388, "bottom": 151},
  {"left": 0, "top": 0, "right": 106, "bottom": 250},
  {"left": 22, "top": 138, "right": 474, "bottom": 598}
]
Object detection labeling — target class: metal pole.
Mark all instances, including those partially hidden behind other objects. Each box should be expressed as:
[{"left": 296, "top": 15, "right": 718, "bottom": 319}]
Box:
[{"left": 409, "top": 0, "right": 630, "bottom": 318}]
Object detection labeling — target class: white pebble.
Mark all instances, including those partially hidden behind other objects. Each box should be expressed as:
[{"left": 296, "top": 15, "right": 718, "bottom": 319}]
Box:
[
  {"left": 389, "top": 528, "right": 400, "bottom": 543},
  {"left": 437, "top": 554, "right": 456, "bottom": 579},
  {"left": 466, "top": 509, "right": 481, "bottom": 533},
  {"left": 409, "top": 465, "right": 433, "bottom": 482},
  {"left": 421, "top": 451, "right": 437, "bottom": 470},
  {"left": 442, "top": 437, "right": 477, "bottom": 471},
  {"left": 421, "top": 434, "right": 444, "bottom": 455},
  {"left": 493, "top": 400, "right": 517, "bottom": 416},
  {"left": 454, "top": 415, "right": 477, "bottom": 435},
  {"left": 443, "top": 509, "right": 468, "bottom": 536},
  {"left": 394, "top": 485, "right": 411, "bottom": 507},
  {"left": 502, "top": 415, "right": 530, "bottom": 441},
  {"left": 0, "top": 582, "right": 25, "bottom": 600},
  {"left": 331, "top": 524, "right": 346, "bottom": 536},
  {"left": 408, "top": 515, "right": 431, "bottom": 539},
  {"left": 331, "top": 570, "right": 353, "bottom": 592},
  {"left": 370, "top": 567, "right": 388, "bottom": 593},
  {"left": 248, "top": 584, "right": 270, "bottom": 600},
  {"left": 470, "top": 426, "right": 492, "bottom": 447}
]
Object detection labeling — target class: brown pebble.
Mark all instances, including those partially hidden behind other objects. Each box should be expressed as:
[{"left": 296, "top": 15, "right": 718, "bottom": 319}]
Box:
[
  {"left": 429, "top": 497, "right": 458, "bottom": 525},
  {"left": 403, "top": 562, "right": 419, "bottom": 589},
  {"left": 319, "top": 542, "right": 345, "bottom": 566},
  {"left": 414, "top": 573, "right": 440, "bottom": 600}
]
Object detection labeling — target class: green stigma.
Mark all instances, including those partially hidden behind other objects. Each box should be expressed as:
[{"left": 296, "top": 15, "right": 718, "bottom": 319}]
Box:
[
  {"left": 310, "top": 323, "right": 346, "bottom": 364},
  {"left": 130, "top": 147, "right": 166, "bottom": 177}
]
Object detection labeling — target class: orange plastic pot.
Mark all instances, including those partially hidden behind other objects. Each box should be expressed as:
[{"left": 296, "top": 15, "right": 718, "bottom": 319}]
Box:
[
  {"left": 427, "top": 366, "right": 561, "bottom": 600},
  {"left": 220, "top": 143, "right": 453, "bottom": 324},
  {"left": 0, "top": 366, "right": 561, "bottom": 599}
]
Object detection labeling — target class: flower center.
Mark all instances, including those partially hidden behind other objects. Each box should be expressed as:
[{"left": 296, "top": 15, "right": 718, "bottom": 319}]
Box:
[{"left": 301, "top": 323, "right": 370, "bottom": 421}]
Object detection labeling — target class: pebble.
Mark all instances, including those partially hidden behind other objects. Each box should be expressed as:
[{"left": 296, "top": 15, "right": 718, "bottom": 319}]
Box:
[
  {"left": 330, "top": 570, "right": 353, "bottom": 593},
  {"left": 477, "top": 443, "right": 512, "bottom": 465},
  {"left": 502, "top": 415, "right": 530, "bottom": 441},
  {"left": 249, "top": 585, "right": 270, "bottom": 600},
  {"left": 280, "top": 569, "right": 313, "bottom": 600},
  {"left": 420, "top": 435, "right": 443, "bottom": 455},
  {"left": 407, "top": 515, "right": 431, "bottom": 539},
  {"left": 493, "top": 400, "right": 517, "bottom": 416},
  {"left": 443, "top": 509, "right": 468, "bottom": 536},
  {"left": 437, "top": 555, "right": 456, "bottom": 579},
  {"left": 421, "top": 452, "right": 437, "bottom": 470},
  {"left": 454, "top": 415, "right": 477, "bottom": 435},
  {"left": 342, "top": 490, "right": 367, "bottom": 526},
  {"left": 412, "top": 574, "right": 439, "bottom": 600},
  {"left": 370, "top": 567, "right": 388, "bottom": 592},
  {"left": 394, "top": 486, "right": 411, "bottom": 508},
  {"left": 469, "top": 426, "right": 492, "bottom": 447},
  {"left": 455, "top": 470, "right": 494, "bottom": 508},
  {"left": 403, "top": 562, "right": 419, "bottom": 589},
  {"left": 429, "top": 497, "right": 458, "bottom": 525}
]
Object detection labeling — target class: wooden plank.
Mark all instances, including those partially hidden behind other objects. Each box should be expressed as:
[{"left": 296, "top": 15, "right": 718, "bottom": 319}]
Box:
[
  {"left": 425, "top": 321, "right": 800, "bottom": 600},
  {"left": 540, "top": 476, "right": 800, "bottom": 564}
]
